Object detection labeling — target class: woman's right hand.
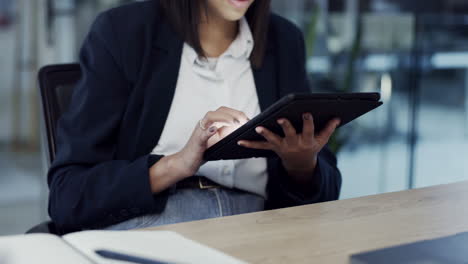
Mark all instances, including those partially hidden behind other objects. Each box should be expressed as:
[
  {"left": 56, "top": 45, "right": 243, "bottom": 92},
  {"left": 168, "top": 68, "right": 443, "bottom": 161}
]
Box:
[{"left": 149, "top": 107, "right": 249, "bottom": 193}]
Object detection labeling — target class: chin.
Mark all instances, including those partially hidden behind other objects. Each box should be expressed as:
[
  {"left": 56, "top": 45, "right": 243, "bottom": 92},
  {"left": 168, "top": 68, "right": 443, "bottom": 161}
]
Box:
[
  {"left": 220, "top": 0, "right": 253, "bottom": 20},
  {"left": 222, "top": 10, "right": 247, "bottom": 21},
  {"left": 206, "top": 0, "right": 253, "bottom": 22}
]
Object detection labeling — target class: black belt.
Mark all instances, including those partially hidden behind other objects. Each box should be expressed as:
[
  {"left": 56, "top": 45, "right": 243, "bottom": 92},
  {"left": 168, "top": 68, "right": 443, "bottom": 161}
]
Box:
[{"left": 176, "top": 176, "right": 221, "bottom": 189}]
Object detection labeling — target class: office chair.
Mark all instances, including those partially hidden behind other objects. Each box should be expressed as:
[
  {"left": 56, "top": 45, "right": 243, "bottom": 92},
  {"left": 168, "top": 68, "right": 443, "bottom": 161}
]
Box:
[{"left": 26, "top": 63, "right": 82, "bottom": 234}]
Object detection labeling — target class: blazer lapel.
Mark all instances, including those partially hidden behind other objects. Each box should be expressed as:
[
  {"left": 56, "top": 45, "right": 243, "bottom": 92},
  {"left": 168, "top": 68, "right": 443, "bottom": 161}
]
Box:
[
  {"left": 132, "top": 18, "right": 184, "bottom": 157},
  {"left": 253, "top": 46, "right": 277, "bottom": 111}
]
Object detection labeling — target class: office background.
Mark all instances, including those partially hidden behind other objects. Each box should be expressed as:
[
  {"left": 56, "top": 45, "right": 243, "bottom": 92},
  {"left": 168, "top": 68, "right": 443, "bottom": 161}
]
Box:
[{"left": 1, "top": 0, "right": 467, "bottom": 235}]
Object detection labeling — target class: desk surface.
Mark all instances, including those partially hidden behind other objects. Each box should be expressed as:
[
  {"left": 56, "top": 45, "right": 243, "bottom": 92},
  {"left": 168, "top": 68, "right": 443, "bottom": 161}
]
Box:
[{"left": 148, "top": 181, "right": 468, "bottom": 263}]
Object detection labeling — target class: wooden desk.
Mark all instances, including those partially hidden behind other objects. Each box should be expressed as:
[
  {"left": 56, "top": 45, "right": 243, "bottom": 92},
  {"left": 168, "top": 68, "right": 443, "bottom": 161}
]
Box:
[{"left": 148, "top": 181, "right": 468, "bottom": 263}]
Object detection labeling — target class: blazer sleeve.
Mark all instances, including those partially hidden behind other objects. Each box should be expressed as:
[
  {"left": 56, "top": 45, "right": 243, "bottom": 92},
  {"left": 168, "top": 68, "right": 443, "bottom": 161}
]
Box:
[
  {"left": 267, "top": 21, "right": 342, "bottom": 208},
  {"left": 48, "top": 12, "right": 166, "bottom": 233}
]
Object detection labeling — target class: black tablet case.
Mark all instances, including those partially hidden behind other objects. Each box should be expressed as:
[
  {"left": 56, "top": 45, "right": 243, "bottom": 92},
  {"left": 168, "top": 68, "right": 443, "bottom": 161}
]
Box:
[{"left": 204, "top": 93, "right": 382, "bottom": 161}]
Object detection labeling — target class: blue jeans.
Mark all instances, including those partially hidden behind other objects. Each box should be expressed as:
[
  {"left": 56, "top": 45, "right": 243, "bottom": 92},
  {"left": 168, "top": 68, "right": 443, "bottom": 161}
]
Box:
[{"left": 105, "top": 187, "right": 265, "bottom": 230}]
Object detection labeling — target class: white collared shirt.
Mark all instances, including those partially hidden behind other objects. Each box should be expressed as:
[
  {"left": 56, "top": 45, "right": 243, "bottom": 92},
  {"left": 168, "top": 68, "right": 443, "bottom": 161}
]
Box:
[{"left": 151, "top": 18, "right": 268, "bottom": 197}]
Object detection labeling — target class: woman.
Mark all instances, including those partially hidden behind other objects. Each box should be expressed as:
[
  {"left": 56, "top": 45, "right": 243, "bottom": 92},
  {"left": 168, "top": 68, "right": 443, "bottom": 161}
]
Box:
[{"left": 48, "top": 0, "right": 342, "bottom": 234}]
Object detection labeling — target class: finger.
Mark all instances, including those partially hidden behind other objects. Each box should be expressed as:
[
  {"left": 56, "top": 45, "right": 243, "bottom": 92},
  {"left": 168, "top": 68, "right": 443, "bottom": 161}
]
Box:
[
  {"left": 202, "top": 111, "right": 238, "bottom": 129},
  {"left": 238, "top": 140, "right": 274, "bottom": 150},
  {"left": 199, "top": 126, "right": 219, "bottom": 145},
  {"left": 315, "top": 118, "right": 341, "bottom": 147},
  {"left": 301, "top": 113, "right": 315, "bottom": 145},
  {"left": 256, "top": 126, "right": 282, "bottom": 146},
  {"left": 217, "top": 106, "right": 250, "bottom": 124},
  {"left": 277, "top": 118, "right": 297, "bottom": 144}
]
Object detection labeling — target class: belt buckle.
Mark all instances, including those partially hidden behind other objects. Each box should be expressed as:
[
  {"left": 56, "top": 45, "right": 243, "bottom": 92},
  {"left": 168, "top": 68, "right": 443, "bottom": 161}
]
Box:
[{"left": 198, "top": 177, "right": 217, "bottom": 189}]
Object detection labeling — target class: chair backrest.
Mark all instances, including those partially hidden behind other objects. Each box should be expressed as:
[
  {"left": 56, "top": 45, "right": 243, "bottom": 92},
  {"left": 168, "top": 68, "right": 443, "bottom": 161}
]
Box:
[{"left": 38, "top": 63, "right": 81, "bottom": 165}]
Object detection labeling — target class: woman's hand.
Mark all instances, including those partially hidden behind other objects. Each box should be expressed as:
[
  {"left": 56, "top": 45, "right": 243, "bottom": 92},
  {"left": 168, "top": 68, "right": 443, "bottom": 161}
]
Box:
[
  {"left": 149, "top": 107, "right": 248, "bottom": 193},
  {"left": 238, "top": 113, "right": 340, "bottom": 185},
  {"left": 176, "top": 107, "right": 248, "bottom": 176}
]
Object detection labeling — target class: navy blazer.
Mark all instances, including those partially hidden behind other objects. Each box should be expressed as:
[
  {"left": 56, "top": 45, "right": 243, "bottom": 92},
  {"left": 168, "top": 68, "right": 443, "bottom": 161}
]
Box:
[{"left": 48, "top": 0, "right": 342, "bottom": 234}]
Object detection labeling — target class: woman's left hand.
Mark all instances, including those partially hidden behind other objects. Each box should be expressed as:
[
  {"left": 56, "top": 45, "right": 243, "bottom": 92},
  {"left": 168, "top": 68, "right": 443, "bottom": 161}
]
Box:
[{"left": 238, "top": 113, "right": 340, "bottom": 185}]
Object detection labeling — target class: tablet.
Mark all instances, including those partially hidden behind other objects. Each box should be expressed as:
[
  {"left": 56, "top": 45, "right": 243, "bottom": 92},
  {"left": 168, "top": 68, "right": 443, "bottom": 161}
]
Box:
[{"left": 203, "top": 93, "right": 383, "bottom": 161}]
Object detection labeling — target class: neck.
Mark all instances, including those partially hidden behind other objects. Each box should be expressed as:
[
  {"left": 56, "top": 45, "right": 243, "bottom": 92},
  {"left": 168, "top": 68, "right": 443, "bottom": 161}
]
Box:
[{"left": 199, "top": 15, "right": 238, "bottom": 58}]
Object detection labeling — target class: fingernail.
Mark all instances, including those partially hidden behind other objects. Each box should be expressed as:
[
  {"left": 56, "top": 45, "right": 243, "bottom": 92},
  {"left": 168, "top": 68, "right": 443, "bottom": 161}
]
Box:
[
  {"left": 255, "top": 127, "right": 263, "bottom": 134},
  {"left": 277, "top": 119, "right": 284, "bottom": 125},
  {"left": 237, "top": 141, "right": 243, "bottom": 146},
  {"left": 303, "top": 114, "right": 311, "bottom": 120},
  {"left": 209, "top": 126, "right": 217, "bottom": 133}
]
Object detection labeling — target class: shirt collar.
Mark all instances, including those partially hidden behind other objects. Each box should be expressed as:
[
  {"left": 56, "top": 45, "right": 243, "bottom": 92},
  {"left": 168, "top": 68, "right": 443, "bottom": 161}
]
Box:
[
  {"left": 225, "top": 17, "right": 254, "bottom": 59},
  {"left": 184, "top": 17, "right": 254, "bottom": 66}
]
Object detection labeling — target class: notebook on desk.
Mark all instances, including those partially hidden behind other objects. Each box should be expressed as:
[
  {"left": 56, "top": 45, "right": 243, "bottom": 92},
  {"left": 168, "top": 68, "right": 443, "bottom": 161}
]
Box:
[
  {"left": 0, "top": 231, "right": 246, "bottom": 264},
  {"left": 350, "top": 232, "right": 468, "bottom": 264}
]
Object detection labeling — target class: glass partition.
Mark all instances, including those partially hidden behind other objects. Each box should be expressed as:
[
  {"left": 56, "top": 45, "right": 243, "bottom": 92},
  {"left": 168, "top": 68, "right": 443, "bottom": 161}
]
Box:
[{"left": 271, "top": 0, "right": 468, "bottom": 198}]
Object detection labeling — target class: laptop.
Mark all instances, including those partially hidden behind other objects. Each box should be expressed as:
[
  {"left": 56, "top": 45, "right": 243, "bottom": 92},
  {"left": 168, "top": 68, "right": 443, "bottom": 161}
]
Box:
[{"left": 350, "top": 232, "right": 468, "bottom": 264}]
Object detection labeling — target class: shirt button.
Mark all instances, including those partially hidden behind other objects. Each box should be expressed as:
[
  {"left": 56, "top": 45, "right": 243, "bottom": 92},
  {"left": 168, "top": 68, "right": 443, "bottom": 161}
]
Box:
[{"left": 223, "top": 166, "right": 232, "bottom": 175}]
